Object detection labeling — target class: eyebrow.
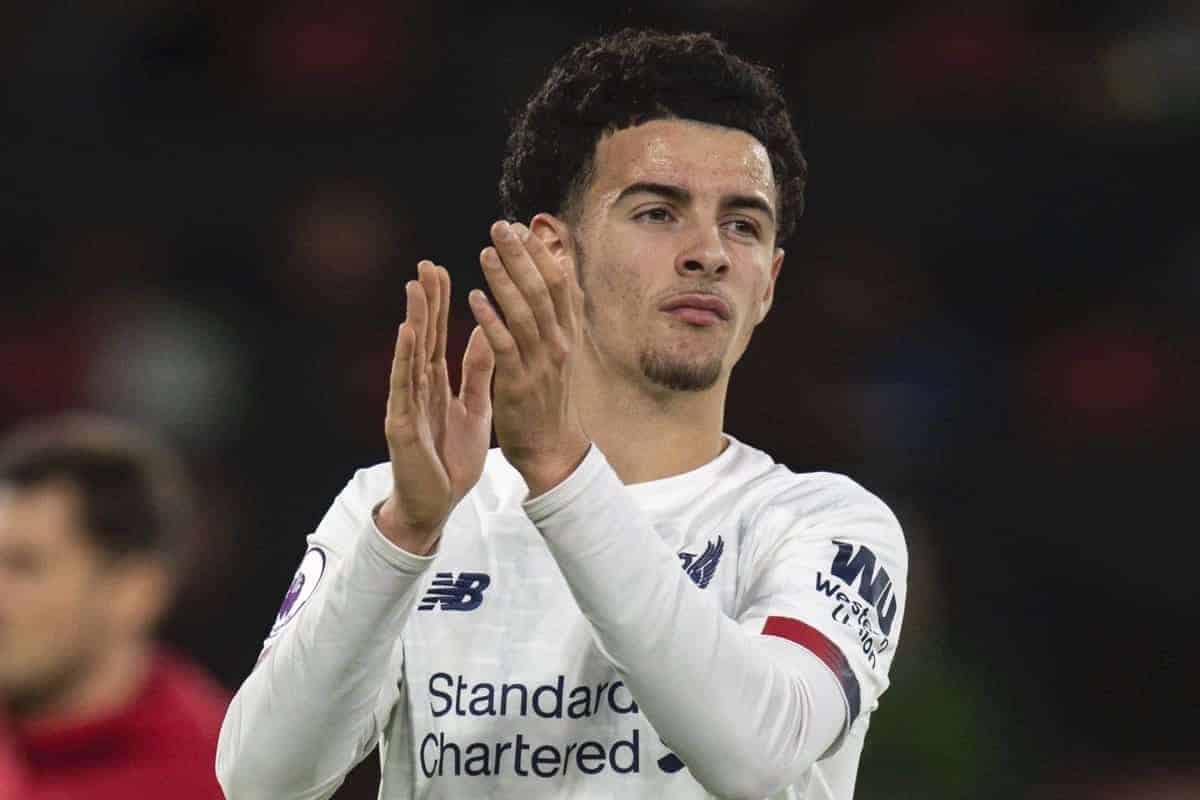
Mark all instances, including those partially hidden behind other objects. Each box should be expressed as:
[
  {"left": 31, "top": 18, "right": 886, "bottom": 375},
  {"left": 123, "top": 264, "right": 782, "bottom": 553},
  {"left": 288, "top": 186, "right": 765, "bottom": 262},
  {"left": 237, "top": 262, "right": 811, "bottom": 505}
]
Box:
[{"left": 615, "top": 181, "right": 776, "bottom": 225}]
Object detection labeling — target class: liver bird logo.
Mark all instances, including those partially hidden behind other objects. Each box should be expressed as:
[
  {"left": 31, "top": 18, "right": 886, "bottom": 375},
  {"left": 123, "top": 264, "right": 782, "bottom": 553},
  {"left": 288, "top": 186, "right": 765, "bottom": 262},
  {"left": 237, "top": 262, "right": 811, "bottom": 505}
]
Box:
[{"left": 678, "top": 536, "right": 724, "bottom": 589}]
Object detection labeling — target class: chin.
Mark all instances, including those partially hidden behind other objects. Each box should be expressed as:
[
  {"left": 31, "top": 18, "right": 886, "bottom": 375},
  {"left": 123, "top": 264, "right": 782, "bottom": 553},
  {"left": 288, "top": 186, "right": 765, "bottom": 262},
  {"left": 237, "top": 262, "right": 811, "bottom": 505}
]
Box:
[{"left": 639, "top": 350, "right": 723, "bottom": 392}]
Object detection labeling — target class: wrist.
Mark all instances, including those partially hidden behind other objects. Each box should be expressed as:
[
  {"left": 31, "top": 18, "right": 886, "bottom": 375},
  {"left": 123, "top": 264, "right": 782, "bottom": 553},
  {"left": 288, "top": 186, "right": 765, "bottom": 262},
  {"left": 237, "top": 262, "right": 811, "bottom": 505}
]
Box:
[
  {"left": 515, "top": 438, "right": 591, "bottom": 498},
  {"left": 373, "top": 497, "right": 443, "bottom": 556}
]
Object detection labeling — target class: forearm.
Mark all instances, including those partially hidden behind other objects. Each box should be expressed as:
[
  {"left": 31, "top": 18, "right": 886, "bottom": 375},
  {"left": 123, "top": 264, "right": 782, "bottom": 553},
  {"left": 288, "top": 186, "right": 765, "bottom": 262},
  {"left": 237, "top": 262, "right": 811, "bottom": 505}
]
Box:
[
  {"left": 526, "top": 447, "right": 842, "bottom": 799},
  {"left": 217, "top": 519, "right": 434, "bottom": 799}
]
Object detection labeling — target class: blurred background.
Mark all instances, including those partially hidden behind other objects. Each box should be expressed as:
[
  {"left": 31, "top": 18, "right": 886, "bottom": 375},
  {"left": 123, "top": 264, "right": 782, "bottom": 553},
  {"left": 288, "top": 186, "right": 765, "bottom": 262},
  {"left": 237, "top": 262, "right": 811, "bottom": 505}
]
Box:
[{"left": 2, "top": 1, "right": 1198, "bottom": 797}]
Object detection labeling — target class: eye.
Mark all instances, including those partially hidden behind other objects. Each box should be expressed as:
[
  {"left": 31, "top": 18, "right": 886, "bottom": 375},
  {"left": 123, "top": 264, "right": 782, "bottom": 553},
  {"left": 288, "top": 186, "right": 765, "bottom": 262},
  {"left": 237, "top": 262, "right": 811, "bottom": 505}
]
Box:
[
  {"left": 723, "top": 218, "right": 761, "bottom": 239},
  {"left": 0, "top": 548, "right": 43, "bottom": 577},
  {"left": 634, "top": 207, "right": 675, "bottom": 223}
]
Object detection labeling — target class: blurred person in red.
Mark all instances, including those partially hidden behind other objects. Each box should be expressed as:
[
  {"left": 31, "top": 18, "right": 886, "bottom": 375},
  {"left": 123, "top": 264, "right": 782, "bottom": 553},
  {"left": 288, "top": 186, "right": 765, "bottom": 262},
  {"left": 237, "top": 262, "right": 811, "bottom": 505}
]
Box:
[{"left": 0, "top": 415, "right": 228, "bottom": 799}]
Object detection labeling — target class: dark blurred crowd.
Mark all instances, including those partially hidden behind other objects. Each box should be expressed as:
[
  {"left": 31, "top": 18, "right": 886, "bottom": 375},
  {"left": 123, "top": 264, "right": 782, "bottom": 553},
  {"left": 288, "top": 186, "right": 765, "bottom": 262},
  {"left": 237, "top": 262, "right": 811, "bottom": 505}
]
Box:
[{"left": 2, "top": 1, "right": 1198, "bottom": 798}]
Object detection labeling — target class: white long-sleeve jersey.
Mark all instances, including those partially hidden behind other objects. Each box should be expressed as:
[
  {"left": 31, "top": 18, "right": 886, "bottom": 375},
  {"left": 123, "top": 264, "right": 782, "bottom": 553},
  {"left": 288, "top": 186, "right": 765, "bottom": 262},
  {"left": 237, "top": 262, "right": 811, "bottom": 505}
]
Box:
[{"left": 218, "top": 436, "right": 906, "bottom": 800}]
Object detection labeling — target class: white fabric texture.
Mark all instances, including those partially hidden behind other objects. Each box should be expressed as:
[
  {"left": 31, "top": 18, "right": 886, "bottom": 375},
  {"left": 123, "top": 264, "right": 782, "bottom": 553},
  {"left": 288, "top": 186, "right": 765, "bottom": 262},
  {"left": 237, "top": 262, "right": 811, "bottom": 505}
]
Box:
[{"left": 217, "top": 436, "right": 907, "bottom": 800}]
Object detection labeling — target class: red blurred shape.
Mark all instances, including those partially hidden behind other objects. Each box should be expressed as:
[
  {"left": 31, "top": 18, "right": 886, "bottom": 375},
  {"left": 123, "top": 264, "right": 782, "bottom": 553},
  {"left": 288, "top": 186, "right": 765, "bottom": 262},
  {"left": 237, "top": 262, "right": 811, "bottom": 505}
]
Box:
[
  {"left": 897, "top": 12, "right": 1022, "bottom": 83},
  {"left": 279, "top": 10, "right": 375, "bottom": 78},
  {"left": 1023, "top": 322, "right": 1173, "bottom": 450},
  {"left": 1061, "top": 335, "right": 1161, "bottom": 418}
]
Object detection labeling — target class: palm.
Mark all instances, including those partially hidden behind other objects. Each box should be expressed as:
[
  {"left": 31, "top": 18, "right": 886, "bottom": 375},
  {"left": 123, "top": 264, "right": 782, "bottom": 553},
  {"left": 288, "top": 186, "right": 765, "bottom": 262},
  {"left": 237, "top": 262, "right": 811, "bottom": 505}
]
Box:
[
  {"left": 427, "top": 358, "right": 491, "bottom": 505},
  {"left": 384, "top": 263, "right": 495, "bottom": 538}
]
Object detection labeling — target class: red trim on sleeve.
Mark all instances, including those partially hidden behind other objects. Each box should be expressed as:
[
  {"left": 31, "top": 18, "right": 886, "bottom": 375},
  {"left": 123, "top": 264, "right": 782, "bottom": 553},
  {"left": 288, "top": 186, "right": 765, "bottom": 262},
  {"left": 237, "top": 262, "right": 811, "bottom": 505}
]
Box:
[{"left": 762, "top": 616, "right": 861, "bottom": 722}]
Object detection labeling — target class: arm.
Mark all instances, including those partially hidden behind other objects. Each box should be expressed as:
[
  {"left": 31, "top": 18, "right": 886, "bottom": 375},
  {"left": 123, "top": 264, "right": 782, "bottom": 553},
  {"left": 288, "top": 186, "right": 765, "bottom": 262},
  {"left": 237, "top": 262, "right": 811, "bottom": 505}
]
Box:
[
  {"left": 216, "top": 492, "right": 434, "bottom": 800},
  {"left": 525, "top": 448, "right": 906, "bottom": 799},
  {"left": 218, "top": 263, "right": 496, "bottom": 799}
]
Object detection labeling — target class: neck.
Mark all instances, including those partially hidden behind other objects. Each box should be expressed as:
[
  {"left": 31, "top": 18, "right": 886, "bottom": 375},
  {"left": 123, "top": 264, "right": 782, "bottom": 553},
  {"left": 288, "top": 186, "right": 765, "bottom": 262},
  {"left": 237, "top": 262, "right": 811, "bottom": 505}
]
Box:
[
  {"left": 573, "top": 352, "right": 729, "bottom": 485},
  {"left": 12, "top": 641, "right": 153, "bottom": 728}
]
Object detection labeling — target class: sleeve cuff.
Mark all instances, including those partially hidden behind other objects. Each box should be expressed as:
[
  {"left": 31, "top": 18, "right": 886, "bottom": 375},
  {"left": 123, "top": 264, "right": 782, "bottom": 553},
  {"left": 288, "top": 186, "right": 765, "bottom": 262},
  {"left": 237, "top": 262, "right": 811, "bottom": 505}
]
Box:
[
  {"left": 362, "top": 502, "right": 441, "bottom": 576},
  {"left": 521, "top": 444, "right": 610, "bottom": 524}
]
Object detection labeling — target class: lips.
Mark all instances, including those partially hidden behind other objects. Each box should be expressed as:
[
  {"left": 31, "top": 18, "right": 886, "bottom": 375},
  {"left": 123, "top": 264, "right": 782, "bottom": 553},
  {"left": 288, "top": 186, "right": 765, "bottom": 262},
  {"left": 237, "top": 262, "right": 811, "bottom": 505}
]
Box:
[{"left": 659, "top": 293, "right": 731, "bottom": 324}]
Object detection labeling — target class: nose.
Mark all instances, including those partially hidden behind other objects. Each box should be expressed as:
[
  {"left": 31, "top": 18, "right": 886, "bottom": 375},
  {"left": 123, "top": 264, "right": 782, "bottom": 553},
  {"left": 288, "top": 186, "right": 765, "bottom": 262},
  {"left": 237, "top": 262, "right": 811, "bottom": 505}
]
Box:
[{"left": 675, "top": 225, "right": 730, "bottom": 279}]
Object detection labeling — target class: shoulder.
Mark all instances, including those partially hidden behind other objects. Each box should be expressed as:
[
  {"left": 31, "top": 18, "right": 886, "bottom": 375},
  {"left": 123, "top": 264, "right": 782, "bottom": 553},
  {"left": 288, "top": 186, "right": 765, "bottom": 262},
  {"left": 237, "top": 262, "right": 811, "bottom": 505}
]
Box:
[
  {"left": 761, "top": 470, "right": 901, "bottom": 534},
  {"left": 109, "top": 653, "right": 228, "bottom": 799},
  {"left": 729, "top": 441, "right": 905, "bottom": 565},
  {"left": 727, "top": 438, "right": 899, "bottom": 527},
  {"left": 143, "top": 651, "right": 230, "bottom": 741}
]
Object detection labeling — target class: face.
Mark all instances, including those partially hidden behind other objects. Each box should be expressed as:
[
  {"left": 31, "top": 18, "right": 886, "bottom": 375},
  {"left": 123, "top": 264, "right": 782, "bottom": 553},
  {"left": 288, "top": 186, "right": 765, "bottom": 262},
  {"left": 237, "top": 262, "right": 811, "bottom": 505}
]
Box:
[
  {"left": 0, "top": 483, "right": 116, "bottom": 713},
  {"left": 569, "top": 118, "right": 784, "bottom": 393}
]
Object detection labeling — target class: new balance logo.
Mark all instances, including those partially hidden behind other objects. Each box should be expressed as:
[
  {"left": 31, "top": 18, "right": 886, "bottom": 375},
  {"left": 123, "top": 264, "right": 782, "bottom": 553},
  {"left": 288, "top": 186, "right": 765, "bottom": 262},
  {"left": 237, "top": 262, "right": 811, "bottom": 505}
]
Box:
[
  {"left": 678, "top": 536, "right": 723, "bottom": 589},
  {"left": 418, "top": 572, "right": 491, "bottom": 611}
]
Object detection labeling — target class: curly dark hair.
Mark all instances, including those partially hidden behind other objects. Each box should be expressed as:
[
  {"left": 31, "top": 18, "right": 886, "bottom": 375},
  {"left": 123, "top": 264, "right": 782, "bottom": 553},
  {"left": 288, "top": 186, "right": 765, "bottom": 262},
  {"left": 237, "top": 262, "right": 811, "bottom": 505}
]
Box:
[{"left": 499, "top": 28, "right": 807, "bottom": 242}]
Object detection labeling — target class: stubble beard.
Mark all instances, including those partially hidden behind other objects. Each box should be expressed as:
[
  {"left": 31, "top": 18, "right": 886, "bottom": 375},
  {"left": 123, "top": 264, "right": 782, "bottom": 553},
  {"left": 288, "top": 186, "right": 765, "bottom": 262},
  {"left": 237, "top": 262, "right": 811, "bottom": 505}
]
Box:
[{"left": 638, "top": 347, "right": 722, "bottom": 392}]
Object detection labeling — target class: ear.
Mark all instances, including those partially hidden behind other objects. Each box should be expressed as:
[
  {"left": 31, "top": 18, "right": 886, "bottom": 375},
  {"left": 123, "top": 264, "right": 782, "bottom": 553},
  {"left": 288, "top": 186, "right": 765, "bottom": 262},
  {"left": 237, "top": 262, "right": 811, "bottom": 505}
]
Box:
[
  {"left": 530, "top": 213, "right": 577, "bottom": 279},
  {"left": 756, "top": 247, "right": 785, "bottom": 324},
  {"left": 108, "top": 557, "right": 173, "bottom": 636}
]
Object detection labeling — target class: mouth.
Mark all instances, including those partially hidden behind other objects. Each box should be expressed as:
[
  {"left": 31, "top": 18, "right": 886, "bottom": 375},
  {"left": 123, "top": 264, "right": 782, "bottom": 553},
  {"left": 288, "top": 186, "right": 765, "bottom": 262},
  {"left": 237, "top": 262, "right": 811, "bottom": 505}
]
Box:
[{"left": 659, "top": 293, "right": 731, "bottom": 327}]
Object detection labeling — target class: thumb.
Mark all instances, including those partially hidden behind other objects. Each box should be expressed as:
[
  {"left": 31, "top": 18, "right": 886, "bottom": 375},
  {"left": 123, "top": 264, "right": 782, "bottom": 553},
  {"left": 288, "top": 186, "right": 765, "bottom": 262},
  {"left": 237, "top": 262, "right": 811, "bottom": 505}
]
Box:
[{"left": 459, "top": 325, "right": 495, "bottom": 417}]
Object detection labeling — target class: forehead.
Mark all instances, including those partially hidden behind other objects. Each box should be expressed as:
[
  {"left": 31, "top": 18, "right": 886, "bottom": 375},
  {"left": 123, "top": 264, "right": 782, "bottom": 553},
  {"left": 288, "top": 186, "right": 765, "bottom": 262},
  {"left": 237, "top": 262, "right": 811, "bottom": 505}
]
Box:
[
  {"left": 589, "top": 118, "right": 776, "bottom": 206},
  {"left": 0, "top": 483, "right": 88, "bottom": 553}
]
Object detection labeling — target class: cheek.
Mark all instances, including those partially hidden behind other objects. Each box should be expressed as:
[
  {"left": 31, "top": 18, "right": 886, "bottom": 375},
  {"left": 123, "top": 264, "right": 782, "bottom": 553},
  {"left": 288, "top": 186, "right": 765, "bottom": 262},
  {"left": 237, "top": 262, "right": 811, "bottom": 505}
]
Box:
[
  {"left": 731, "top": 265, "right": 774, "bottom": 345},
  {"left": 583, "top": 245, "right": 653, "bottom": 319},
  {"left": 13, "top": 569, "right": 99, "bottom": 642},
  {"left": 747, "top": 258, "right": 778, "bottom": 318}
]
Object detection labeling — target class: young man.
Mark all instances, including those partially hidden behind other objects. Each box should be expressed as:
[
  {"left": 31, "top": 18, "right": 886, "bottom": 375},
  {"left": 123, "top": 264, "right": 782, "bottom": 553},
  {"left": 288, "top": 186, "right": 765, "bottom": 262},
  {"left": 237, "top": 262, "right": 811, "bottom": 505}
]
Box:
[
  {"left": 219, "top": 29, "right": 906, "bottom": 800},
  {"left": 0, "top": 415, "right": 229, "bottom": 799}
]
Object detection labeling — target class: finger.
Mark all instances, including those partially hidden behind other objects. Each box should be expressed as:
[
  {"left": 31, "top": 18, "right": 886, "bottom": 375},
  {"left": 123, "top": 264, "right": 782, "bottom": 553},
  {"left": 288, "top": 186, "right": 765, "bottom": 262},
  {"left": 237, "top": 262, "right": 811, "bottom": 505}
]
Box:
[
  {"left": 521, "top": 224, "right": 576, "bottom": 335},
  {"left": 468, "top": 288, "right": 520, "bottom": 371},
  {"left": 388, "top": 321, "right": 416, "bottom": 418},
  {"left": 432, "top": 265, "right": 451, "bottom": 364},
  {"left": 459, "top": 324, "right": 495, "bottom": 418},
  {"left": 480, "top": 244, "right": 538, "bottom": 362},
  {"left": 493, "top": 221, "right": 559, "bottom": 344},
  {"left": 405, "top": 280, "right": 428, "bottom": 387},
  {"left": 417, "top": 261, "right": 439, "bottom": 366}
]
